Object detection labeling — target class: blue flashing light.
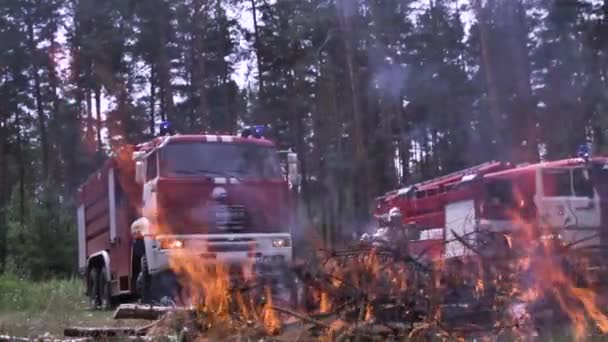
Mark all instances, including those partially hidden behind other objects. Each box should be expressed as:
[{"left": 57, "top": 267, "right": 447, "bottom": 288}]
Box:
[
  {"left": 577, "top": 143, "right": 591, "bottom": 161},
  {"left": 159, "top": 121, "right": 173, "bottom": 136},
  {"left": 252, "top": 125, "right": 266, "bottom": 138},
  {"left": 241, "top": 124, "right": 268, "bottom": 139}
]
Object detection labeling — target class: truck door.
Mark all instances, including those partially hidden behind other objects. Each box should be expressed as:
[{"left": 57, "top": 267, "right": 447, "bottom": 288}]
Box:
[
  {"left": 142, "top": 151, "right": 159, "bottom": 222},
  {"left": 570, "top": 167, "right": 600, "bottom": 228},
  {"left": 538, "top": 167, "right": 600, "bottom": 234}
]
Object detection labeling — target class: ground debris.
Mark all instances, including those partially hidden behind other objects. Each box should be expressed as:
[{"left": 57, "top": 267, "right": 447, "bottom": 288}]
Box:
[{"left": 52, "top": 236, "right": 608, "bottom": 341}]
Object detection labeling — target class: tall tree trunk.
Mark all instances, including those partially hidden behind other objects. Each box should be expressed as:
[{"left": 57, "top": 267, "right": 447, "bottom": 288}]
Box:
[
  {"left": 95, "top": 86, "right": 103, "bottom": 152},
  {"left": 188, "top": 66, "right": 196, "bottom": 130},
  {"left": 158, "top": 20, "right": 174, "bottom": 122},
  {"left": 159, "top": 80, "right": 166, "bottom": 122},
  {"left": 194, "top": 0, "right": 209, "bottom": 130},
  {"left": 251, "top": 0, "right": 265, "bottom": 113},
  {"left": 15, "top": 112, "right": 26, "bottom": 225},
  {"left": 336, "top": 0, "right": 371, "bottom": 219},
  {"left": 149, "top": 65, "right": 156, "bottom": 135},
  {"left": 474, "top": 0, "right": 504, "bottom": 160},
  {"left": 510, "top": 0, "right": 539, "bottom": 163},
  {"left": 48, "top": 19, "right": 61, "bottom": 182},
  {"left": 27, "top": 20, "right": 49, "bottom": 182},
  {"left": 0, "top": 117, "right": 6, "bottom": 271},
  {"left": 85, "top": 88, "right": 94, "bottom": 150},
  {"left": 218, "top": 0, "right": 233, "bottom": 132}
]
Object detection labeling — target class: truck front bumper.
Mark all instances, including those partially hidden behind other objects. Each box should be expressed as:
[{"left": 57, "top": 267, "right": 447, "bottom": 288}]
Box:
[{"left": 144, "top": 232, "right": 293, "bottom": 275}]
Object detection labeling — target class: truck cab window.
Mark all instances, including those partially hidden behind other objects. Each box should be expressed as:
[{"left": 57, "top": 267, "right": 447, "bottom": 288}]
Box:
[
  {"left": 160, "top": 142, "right": 282, "bottom": 180},
  {"left": 591, "top": 163, "right": 608, "bottom": 196},
  {"left": 573, "top": 168, "right": 594, "bottom": 198},
  {"left": 146, "top": 152, "right": 157, "bottom": 181},
  {"left": 485, "top": 180, "right": 515, "bottom": 206},
  {"left": 542, "top": 169, "right": 571, "bottom": 197}
]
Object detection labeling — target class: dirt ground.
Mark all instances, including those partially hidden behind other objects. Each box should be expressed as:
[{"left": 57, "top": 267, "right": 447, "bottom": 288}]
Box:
[{"left": 0, "top": 309, "right": 150, "bottom": 338}]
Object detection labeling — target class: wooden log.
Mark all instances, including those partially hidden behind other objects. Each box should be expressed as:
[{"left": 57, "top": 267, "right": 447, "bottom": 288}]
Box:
[
  {"left": 0, "top": 335, "right": 32, "bottom": 342},
  {"left": 1, "top": 335, "right": 89, "bottom": 342},
  {"left": 113, "top": 303, "right": 190, "bottom": 320},
  {"left": 63, "top": 327, "right": 145, "bottom": 338}
]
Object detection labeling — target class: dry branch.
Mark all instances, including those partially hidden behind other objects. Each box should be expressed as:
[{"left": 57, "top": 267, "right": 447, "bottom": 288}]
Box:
[
  {"left": 0, "top": 335, "right": 88, "bottom": 342},
  {"left": 271, "top": 306, "right": 331, "bottom": 329},
  {"left": 113, "top": 303, "right": 190, "bottom": 320},
  {"left": 63, "top": 326, "right": 146, "bottom": 338}
]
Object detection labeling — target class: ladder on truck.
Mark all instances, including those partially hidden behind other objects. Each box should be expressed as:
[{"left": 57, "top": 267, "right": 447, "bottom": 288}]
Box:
[{"left": 414, "top": 161, "right": 503, "bottom": 189}]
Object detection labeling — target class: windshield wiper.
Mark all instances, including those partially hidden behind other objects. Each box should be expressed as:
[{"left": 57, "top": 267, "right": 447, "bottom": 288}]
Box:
[
  {"left": 171, "top": 169, "right": 200, "bottom": 176},
  {"left": 171, "top": 168, "right": 238, "bottom": 178}
]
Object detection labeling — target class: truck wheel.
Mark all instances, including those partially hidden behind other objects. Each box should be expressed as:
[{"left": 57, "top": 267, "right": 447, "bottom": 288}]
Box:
[
  {"left": 87, "top": 268, "right": 100, "bottom": 309},
  {"left": 136, "top": 256, "right": 151, "bottom": 302},
  {"left": 99, "top": 266, "right": 112, "bottom": 310}
]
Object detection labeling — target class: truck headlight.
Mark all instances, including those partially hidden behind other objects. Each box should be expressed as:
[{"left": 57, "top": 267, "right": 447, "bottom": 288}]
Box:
[
  {"left": 157, "top": 237, "right": 184, "bottom": 249},
  {"left": 272, "top": 238, "right": 291, "bottom": 248}
]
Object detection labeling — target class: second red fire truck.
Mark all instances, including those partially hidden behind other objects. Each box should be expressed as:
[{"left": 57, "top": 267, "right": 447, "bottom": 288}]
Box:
[{"left": 368, "top": 151, "right": 608, "bottom": 264}]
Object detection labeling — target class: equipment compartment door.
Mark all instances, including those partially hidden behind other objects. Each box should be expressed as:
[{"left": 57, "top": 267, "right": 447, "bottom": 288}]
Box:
[{"left": 445, "top": 200, "right": 476, "bottom": 258}]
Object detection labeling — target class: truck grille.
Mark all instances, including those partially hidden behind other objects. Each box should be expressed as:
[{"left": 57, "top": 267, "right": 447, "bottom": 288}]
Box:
[
  {"left": 207, "top": 244, "right": 256, "bottom": 253},
  {"left": 215, "top": 205, "right": 247, "bottom": 231}
]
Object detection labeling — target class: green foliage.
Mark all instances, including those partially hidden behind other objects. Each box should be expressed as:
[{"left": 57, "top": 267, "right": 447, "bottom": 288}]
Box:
[
  {"left": 5, "top": 185, "right": 76, "bottom": 279},
  {"left": 0, "top": 274, "right": 82, "bottom": 313}
]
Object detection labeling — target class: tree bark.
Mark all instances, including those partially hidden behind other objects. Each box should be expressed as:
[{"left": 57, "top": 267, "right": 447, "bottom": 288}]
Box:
[
  {"left": 15, "top": 112, "right": 26, "bottom": 225},
  {"left": 95, "top": 86, "right": 103, "bottom": 152},
  {"left": 251, "top": 0, "right": 265, "bottom": 112},
  {"left": 149, "top": 65, "right": 156, "bottom": 135},
  {"left": 0, "top": 117, "right": 6, "bottom": 270},
  {"left": 474, "top": 0, "right": 504, "bottom": 160},
  {"left": 336, "top": 0, "right": 372, "bottom": 217},
  {"left": 85, "top": 85, "right": 94, "bottom": 150},
  {"left": 48, "top": 17, "right": 61, "bottom": 181},
  {"left": 27, "top": 19, "right": 49, "bottom": 182},
  {"left": 194, "top": 0, "right": 209, "bottom": 131},
  {"left": 510, "top": 0, "right": 539, "bottom": 163},
  {"left": 157, "top": 17, "right": 174, "bottom": 122}
]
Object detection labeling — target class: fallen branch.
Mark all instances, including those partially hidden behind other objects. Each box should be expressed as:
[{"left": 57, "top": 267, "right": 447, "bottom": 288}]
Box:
[
  {"left": 113, "top": 303, "right": 190, "bottom": 320},
  {"left": 271, "top": 306, "right": 331, "bottom": 329},
  {"left": 0, "top": 335, "right": 89, "bottom": 342},
  {"left": 64, "top": 326, "right": 146, "bottom": 338}
]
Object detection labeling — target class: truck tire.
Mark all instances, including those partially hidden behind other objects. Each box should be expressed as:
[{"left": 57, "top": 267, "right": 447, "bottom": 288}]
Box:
[
  {"left": 136, "top": 256, "right": 151, "bottom": 303},
  {"left": 99, "top": 266, "right": 112, "bottom": 310},
  {"left": 87, "top": 268, "right": 100, "bottom": 309}
]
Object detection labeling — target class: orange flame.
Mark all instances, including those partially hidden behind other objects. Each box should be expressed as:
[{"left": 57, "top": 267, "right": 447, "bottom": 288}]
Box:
[
  {"left": 261, "top": 287, "right": 281, "bottom": 335},
  {"left": 364, "top": 303, "right": 374, "bottom": 321},
  {"left": 507, "top": 186, "right": 608, "bottom": 340},
  {"left": 320, "top": 291, "right": 332, "bottom": 313},
  {"left": 168, "top": 252, "right": 232, "bottom": 320}
]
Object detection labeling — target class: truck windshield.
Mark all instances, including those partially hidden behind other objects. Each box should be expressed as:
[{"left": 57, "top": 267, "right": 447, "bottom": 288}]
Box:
[
  {"left": 542, "top": 168, "right": 594, "bottom": 198},
  {"left": 591, "top": 162, "right": 608, "bottom": 196},
  {"left": 160, "top": 142, "right": 282, "bottom": 180}
]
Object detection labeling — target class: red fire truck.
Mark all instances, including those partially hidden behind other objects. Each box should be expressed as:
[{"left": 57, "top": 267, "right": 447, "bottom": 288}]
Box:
[
  {"left": 76, "top": 124, "right": 299, "bottom": 308},
  {"left": 369, "top": 154, "right": 608, "bottom": 263}
]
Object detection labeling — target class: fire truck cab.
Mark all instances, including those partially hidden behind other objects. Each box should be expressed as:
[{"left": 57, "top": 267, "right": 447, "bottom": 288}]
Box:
[
  {"left": 371, "top": 155, "right": 608, "bottom": 263},
  {"left": 77, "top": 125, "right": 299, "bottom": 308}
]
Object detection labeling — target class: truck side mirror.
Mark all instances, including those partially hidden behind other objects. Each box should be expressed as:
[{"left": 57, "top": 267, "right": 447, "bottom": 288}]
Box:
[
  {"left": 287, "top": 152, "right": 299, "bottom": 188},
  {"left": 135, "top": 161, "right": 145, "bottom": 184}
]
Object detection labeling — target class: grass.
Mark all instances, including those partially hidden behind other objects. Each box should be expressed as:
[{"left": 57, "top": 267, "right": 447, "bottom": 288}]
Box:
[
  {"left": 0, "top": 274, "right": 83, "bottom": 313},
  {"left": 0, "top": 274, "right": 140, "bottom": 338}
]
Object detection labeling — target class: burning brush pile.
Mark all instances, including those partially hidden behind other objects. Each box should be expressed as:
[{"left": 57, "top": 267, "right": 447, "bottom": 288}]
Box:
[
  {"left": 100, "top": 222, "right": 608, "bottom": 342},
  {"left": 63, "top": 221, "right": 608, "bottom": 341}
]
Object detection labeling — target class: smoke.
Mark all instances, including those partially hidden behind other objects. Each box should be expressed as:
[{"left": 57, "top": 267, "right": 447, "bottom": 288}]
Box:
[
  {"left": 334, "top": 0, "right": 360, "bottom": 19},
  {"left": 368, "top": 55, "right": 409, "bottom": 101}
]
